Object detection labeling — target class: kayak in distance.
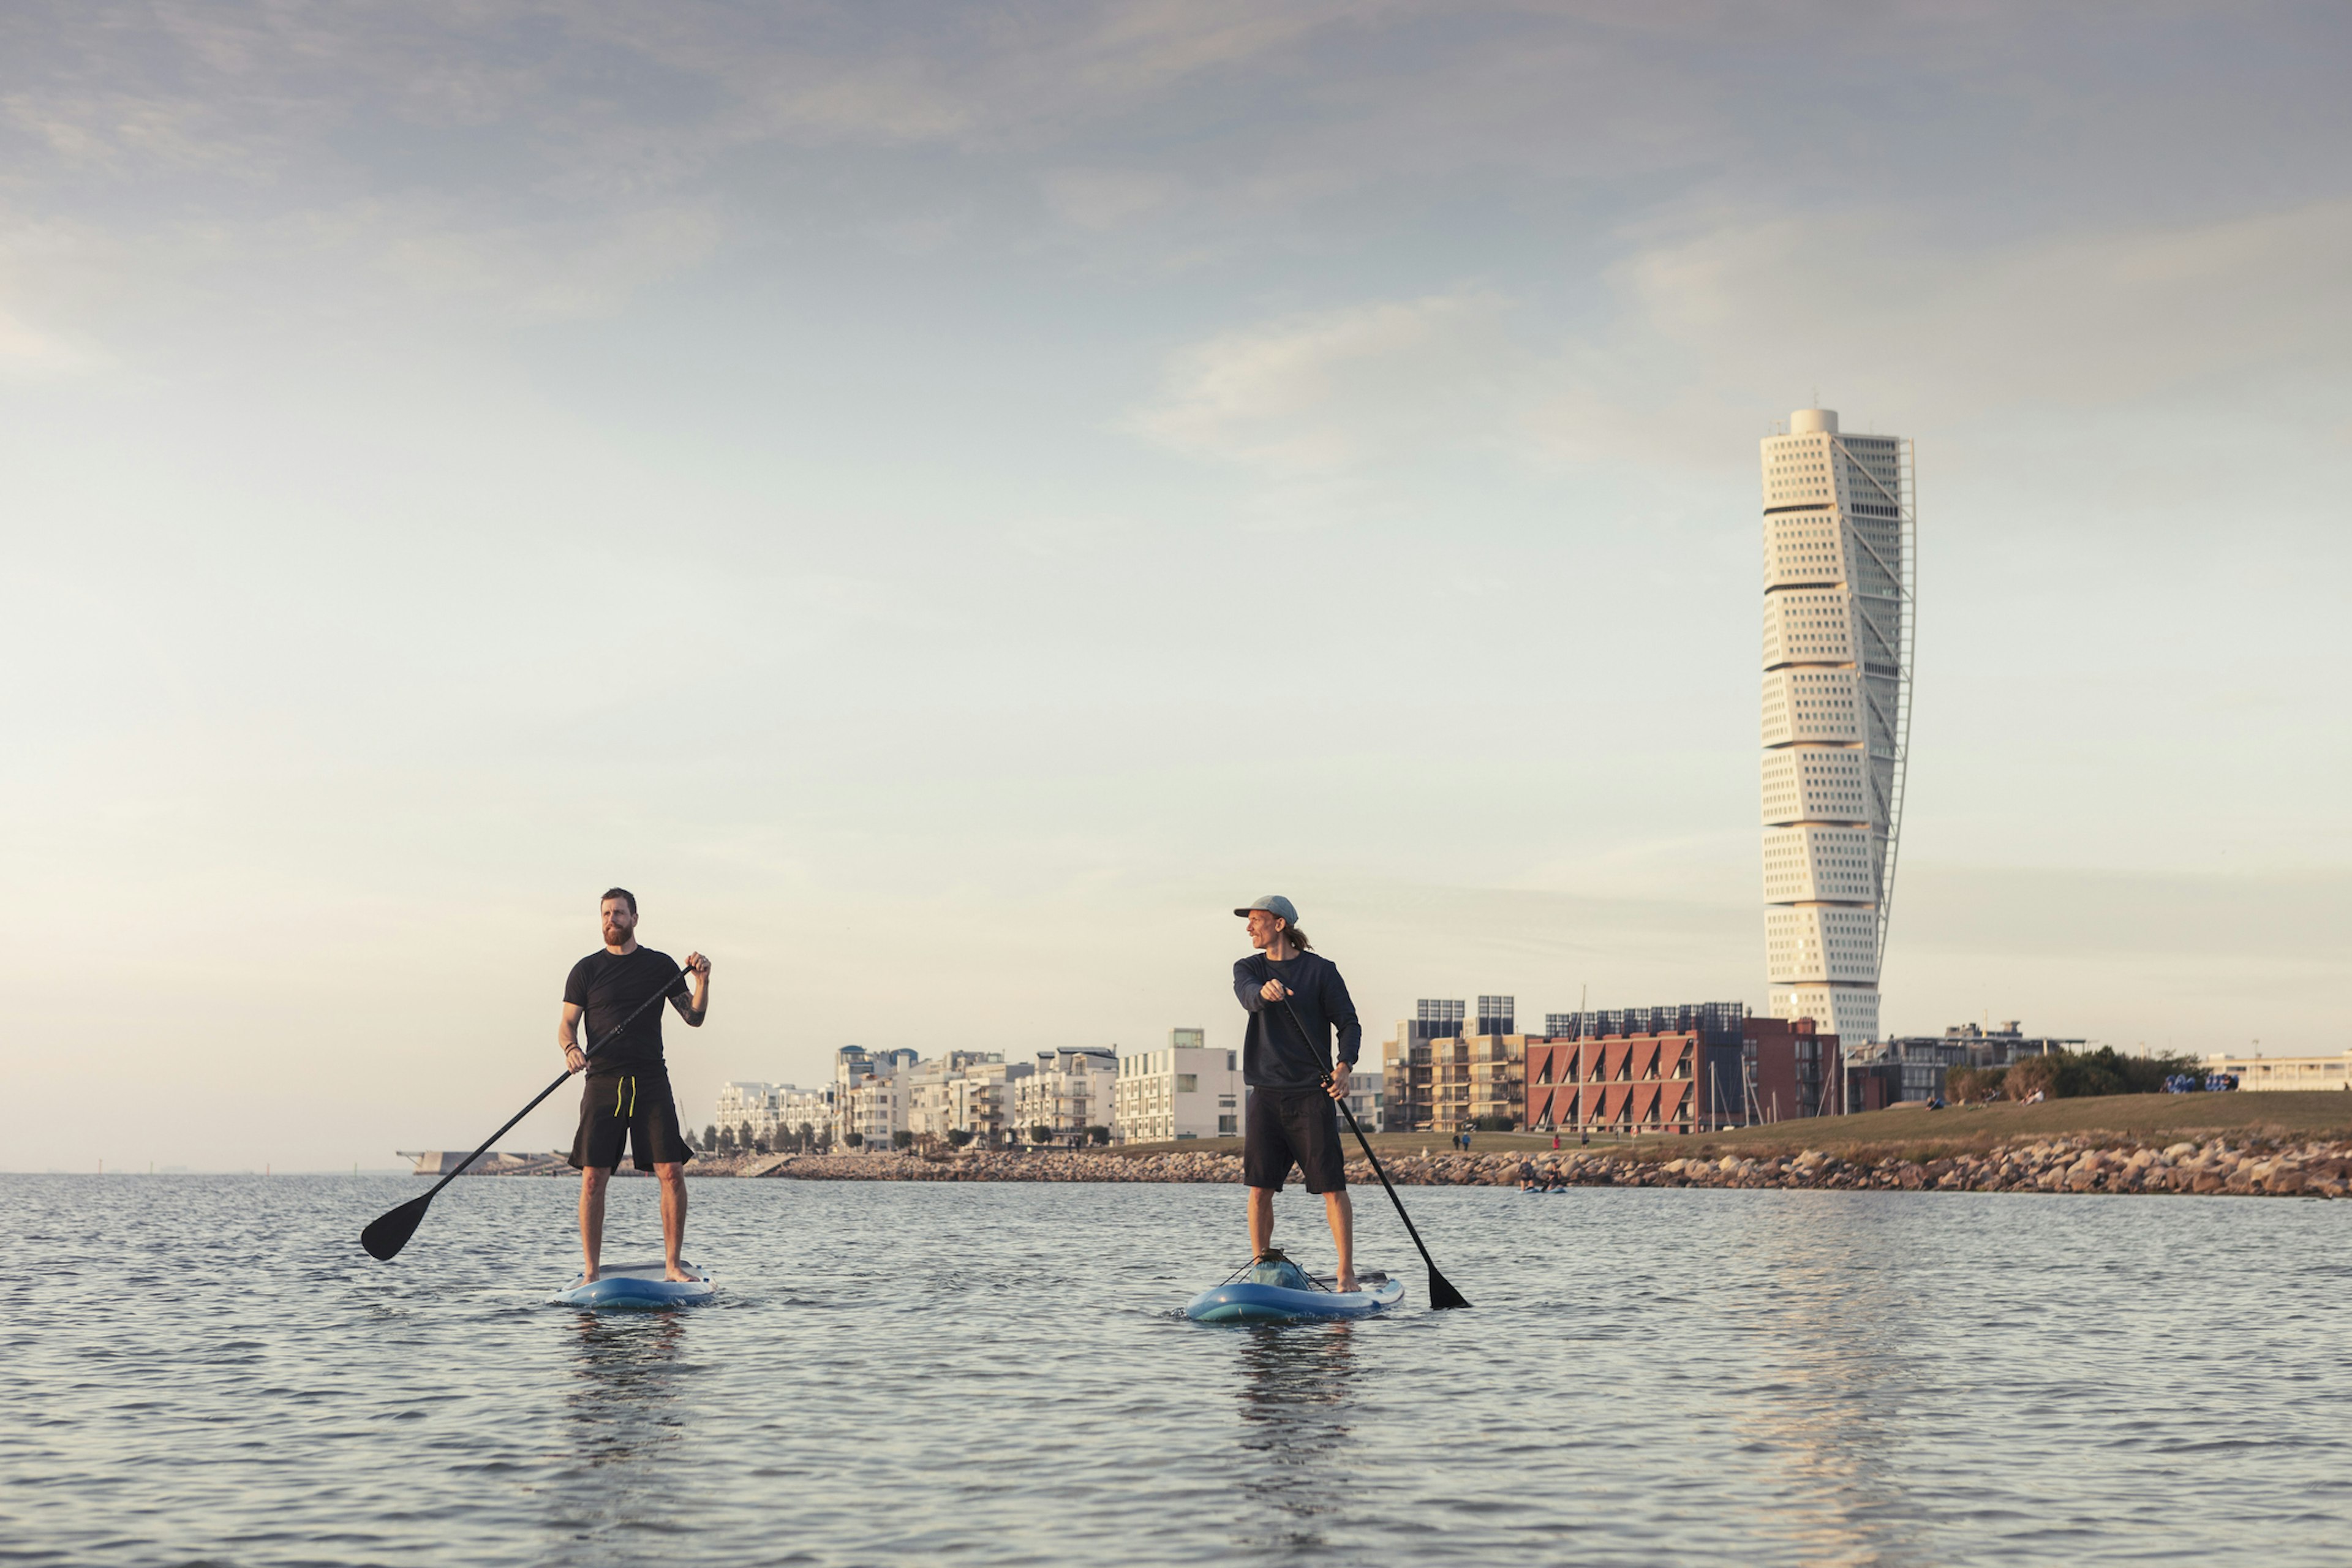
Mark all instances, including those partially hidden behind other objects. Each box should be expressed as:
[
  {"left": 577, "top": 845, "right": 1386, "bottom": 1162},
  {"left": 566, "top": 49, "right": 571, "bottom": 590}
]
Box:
[
  {"left": 1185, "top": 1253, "right": 1404, "bottom": 1323},
  {"left": 550, "top": 1260, "right": 716, "bottom": 1309}
]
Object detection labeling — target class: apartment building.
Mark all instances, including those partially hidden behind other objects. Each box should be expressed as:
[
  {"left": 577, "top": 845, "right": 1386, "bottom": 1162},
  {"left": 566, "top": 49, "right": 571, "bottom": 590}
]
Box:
[
  {"left": 831, "top": 1045, "right": 919, "bottom": 1147},
  {"left": 2206, "top": 1047, "right": 2352, "bottom": 1093},
  {"left": 1526, "top": 1009, "right": 1839, "bottom": 1133},
  {"left": 1381, "top": 999, "right": 1526, "bottom": 1133},
  {"left": 907, "top": 1051, "right": 1006, "bottom": 1141},
  {"left": 1014, "top": 1047, "right": 1118, "bottom": 1140},
  {"left": 713, "top": 1080, "right": 777, "bottom": 1145},
  {"left": 710, "top": 1080, "right": 832, "bottom": 1147},
  {"left": 954, "top": 1058, "right": 1031, "bottom": 1146},
  {"left": 1115, "top": 1029, "right": 1241, "bottom": 1144},
  {"left": 774, "top": 1084, "right": 833, "bottom": 1144}
]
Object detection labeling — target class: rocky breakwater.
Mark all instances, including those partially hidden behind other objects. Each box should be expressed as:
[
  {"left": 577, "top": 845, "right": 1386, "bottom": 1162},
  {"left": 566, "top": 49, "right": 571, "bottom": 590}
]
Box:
[
  {"left": 680, "top": 1135, "right": 2351, "bottom": 1194},
  {"left": 668, "top": 1133, "right": 2352, "bottom": 1194},
  {"left": 1536, "top": 1136, "right": 2352, "bottom": 1197}
]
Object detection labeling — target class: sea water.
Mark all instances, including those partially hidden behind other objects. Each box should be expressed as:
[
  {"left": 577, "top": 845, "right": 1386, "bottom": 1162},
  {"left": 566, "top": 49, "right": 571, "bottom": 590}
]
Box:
[{"left": 2, "top": 1174, "right": 2345, "bottom": 1566}]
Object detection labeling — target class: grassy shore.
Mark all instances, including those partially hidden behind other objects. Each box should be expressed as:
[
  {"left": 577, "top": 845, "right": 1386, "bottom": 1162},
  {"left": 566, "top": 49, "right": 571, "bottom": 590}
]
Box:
[{"left": 1104, "top": 1092, "right": 2352, "bottom": 1167}]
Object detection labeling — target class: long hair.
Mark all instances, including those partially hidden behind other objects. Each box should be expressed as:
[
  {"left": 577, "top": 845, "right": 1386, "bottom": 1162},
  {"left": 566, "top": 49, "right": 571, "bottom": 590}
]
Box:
[{"left": 1278, "top": 921, "right": 1311, "bottom": 952}]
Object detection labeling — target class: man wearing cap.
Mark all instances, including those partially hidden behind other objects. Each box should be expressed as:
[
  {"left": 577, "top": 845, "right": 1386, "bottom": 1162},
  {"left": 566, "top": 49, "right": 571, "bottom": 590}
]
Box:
[{"left": 1233, "top": 895, "right": 1363, "bottom": 1292}]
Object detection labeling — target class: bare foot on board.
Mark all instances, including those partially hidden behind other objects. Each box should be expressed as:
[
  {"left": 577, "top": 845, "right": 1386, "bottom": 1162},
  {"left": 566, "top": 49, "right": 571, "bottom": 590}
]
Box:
[{"left": 665, "top": 1262, "right": 696, "bottom": 1283}]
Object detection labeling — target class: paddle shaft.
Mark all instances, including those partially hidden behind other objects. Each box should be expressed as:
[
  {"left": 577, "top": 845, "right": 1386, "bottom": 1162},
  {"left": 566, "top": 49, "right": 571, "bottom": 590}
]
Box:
[
  {"left": 1265, "top": 976, "right": 1469, "bottom": 1308},
  {"left": 413, "top": 964, "right": 691, "bottom": 1202}
]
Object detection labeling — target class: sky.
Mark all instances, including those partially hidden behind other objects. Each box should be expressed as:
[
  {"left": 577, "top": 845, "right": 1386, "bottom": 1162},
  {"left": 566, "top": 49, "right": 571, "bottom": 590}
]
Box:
[{"left": 4, "top": 1, "right": 2348, "bottom": 1171}]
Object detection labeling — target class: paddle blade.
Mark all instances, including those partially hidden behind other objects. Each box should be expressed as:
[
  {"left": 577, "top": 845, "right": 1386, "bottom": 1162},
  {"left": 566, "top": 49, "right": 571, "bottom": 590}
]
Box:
[
  {"left": 1427, "top": 1268, "right": 1471, "bottom": 1311},
  {"left": 361, "top": 1193, "right": 433, "bottom": 1261}
]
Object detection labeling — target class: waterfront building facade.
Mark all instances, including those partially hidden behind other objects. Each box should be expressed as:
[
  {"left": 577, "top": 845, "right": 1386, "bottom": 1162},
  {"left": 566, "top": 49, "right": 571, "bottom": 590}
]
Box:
[
  {"left": 1114, "top": 1031, "right": 1242, "bottom": 1144},
  {"left": 1761, "top": 407, "right": 1915, "bottom": 1046},
  {"left": 711, "top": 1080, "right": 832, "bottom": 1148},
  {"left": 1338, "top": 1069, "right": 1383, "bottom": 1132},
  {"left": 712, "top": 1080, "right": 776, "bottom": 1147},
  {"left": 1527, "top": 1035, "right": 1726, "bottom": 1135},
  {"left": 1383, "top": 999, "right": 1460, "bottom": 1131},
  {"left": 2204, "top": 1047, "right": 2352, "bottom": 1092},
  {"left": 831, "top": 1046, "right": 919, "bottom": 1147},
  {"left": 843, "top": 1074, "right": 903, "bottom": 1146},
  {"left": 952, "top": 1058, "right": 1034, "bottom": 1146},
  {"left": 1743, "top": 1016, "right": 1840, "bottom": 1123},
  {"left": 906, "top": 1051, "right": 1005, "bottom": 1142},
  {"left": 1524, "top": 1007, "right": 1839, "bottom": 1133},
  {"left": 1381, "top": 1003, "right": 1525, "bottom": 1134},
  {"left": 774, "top": 1084, "right": 833, "bottom": 1145},
  {"left": 1851, "top": 1021, "right": 2087, "bottom": 1107},
  {"left": 1013, "top": 1047, "right": 1119, "bottom": 1141}
]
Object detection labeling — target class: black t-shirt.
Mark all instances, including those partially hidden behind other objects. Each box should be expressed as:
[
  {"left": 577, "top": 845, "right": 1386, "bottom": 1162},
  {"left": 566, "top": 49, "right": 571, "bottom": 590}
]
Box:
[{"left": 564, "top": 946, "right": 688, "bottom": 1075}]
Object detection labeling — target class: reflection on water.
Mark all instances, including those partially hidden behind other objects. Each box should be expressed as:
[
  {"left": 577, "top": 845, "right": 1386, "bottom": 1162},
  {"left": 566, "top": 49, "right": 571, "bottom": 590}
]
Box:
[
  {"left": 542, "top": 1311, "right": 698, "bottom": 1554},
  {"left": 1733, "top": 1198, "right": 1932, "bottom": 1568},
  {"left": 1231, "top": 1324, "right": 1360, "bottom": 1553}
]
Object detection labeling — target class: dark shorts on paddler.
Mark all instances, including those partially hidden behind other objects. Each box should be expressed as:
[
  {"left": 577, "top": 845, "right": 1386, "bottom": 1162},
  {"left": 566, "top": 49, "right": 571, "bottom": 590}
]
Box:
[
  {"left": 570, "top": 1069, "right": 694, "bottom": 1172},
  {"left": 1244, "top": 1087, "right": 1347, "bottom": 1194}
]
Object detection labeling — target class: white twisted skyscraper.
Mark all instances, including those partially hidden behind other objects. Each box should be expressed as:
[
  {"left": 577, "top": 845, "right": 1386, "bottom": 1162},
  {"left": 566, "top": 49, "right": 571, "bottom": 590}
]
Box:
[{"left": 1760, "top": 409, "right": 1914, "bottom": 1047}]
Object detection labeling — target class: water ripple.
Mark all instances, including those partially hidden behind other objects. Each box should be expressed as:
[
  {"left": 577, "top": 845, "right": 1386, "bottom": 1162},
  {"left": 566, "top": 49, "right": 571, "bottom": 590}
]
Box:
[{"left": 1, "top": 1175, "right": 2344, "bottom": 1566}]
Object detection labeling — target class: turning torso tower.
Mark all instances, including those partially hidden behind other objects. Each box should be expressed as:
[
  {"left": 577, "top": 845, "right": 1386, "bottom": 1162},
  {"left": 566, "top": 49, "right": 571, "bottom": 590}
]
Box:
[{"left": 1759, "top": 408, "right": 1914, "bottom": 1046}]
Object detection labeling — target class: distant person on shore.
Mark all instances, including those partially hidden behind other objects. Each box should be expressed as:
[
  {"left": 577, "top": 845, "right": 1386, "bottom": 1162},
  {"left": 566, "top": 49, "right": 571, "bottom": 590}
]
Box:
[
  {"left": 1234, "top": 895, "right": 1363, "bottom": 1292},
  {"left": 560, "top": 888, "right": 711, "bottom": 1284}
]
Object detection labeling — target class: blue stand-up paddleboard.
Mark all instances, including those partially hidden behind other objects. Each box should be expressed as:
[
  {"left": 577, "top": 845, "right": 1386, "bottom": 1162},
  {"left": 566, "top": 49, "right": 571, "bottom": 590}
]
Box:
[
  {"left": 1185, "top": 1253, "right": 1404, "bottom": 1323},
  {"left": 551, "top": 1260, "right": 716, "bottom": 1310}
]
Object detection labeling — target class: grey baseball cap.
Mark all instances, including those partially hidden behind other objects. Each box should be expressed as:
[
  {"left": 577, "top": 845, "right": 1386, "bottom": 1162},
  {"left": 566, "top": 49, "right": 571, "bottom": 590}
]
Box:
[{"left": 1234, "top": 894, "right": 1300, "bottom": 924}]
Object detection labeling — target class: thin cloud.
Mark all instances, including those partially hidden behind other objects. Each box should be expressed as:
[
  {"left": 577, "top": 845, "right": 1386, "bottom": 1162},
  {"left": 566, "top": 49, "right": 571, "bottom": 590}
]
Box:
[{"left": 1128, "top": 290, "right": 1526, "bottom": 475}]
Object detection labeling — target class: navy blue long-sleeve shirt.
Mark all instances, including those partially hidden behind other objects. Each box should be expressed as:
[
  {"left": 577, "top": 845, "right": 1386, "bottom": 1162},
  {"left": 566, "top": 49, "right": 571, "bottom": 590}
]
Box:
[{"left": 1234, "top": 951, "right": 1363, "bottom": 1090}]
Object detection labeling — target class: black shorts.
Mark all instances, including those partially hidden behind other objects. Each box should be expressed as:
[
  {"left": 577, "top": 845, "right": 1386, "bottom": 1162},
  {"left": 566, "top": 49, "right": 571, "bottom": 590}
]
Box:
[
  {"left": 1243, "top": 1087, "right": 1347, "bottom": 1194},
  {"left": 570, "top": 1069, "right": 694, "bottom": 1172}
]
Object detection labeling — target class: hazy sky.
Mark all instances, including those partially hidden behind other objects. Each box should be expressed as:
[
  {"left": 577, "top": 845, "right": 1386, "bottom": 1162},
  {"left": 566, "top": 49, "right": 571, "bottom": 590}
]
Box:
[{"left": 6, "top": 2, "right": 2348, "bottom": 1170}]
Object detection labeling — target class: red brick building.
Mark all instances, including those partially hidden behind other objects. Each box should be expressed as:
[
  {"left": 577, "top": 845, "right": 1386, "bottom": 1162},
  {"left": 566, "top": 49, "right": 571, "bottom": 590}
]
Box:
[
  {"left": 1743, "top": 1016, "right": 1841, "bottom": 1124},
  {"left": 1525, "top": 1015, "right": 1841, "bottom": 1134}
]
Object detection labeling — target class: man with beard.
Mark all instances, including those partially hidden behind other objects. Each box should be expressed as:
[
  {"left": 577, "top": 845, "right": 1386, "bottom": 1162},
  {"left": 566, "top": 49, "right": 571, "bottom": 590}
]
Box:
[
  {"left": 1233, "top": 895, "right": 1363, "bottom": 1292},
  {"left": 560, "top": 888, "right": 710, "bottom": 1283}
]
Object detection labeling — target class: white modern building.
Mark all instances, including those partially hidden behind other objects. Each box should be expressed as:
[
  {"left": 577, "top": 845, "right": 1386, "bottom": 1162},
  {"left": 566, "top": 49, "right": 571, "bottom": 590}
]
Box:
[
  {"left": 834, "top": 1045, "right": 919, "bottom": 1147},
  {"left": 1115, "top": 1029, "right": 1242, "bottom": 1143},
  {"left": 1760, "top": 407, "right": 1915, "bottom": 1046},
  {"left": 2206, "top": 1047, "right": 2352, "bottom": 1091},
  {"left": 710, "top": 1080, "right": 832, "bottom": 1148},
  {"left": 774, "top": 1084, "right": 833, "bottom": 1145},
  {"left": 713, "top": 1081, "right": 776, "bottom": 1145},
  {"left": 907, "top": 1051, "right": 1005, "bottom": 1142},
  {"left": 954, "top": 1057, "right": 1034, "bottom": 1146},
  {"left": 1014, "top": 1047, "right": 1119, "bottom": 1142}
]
